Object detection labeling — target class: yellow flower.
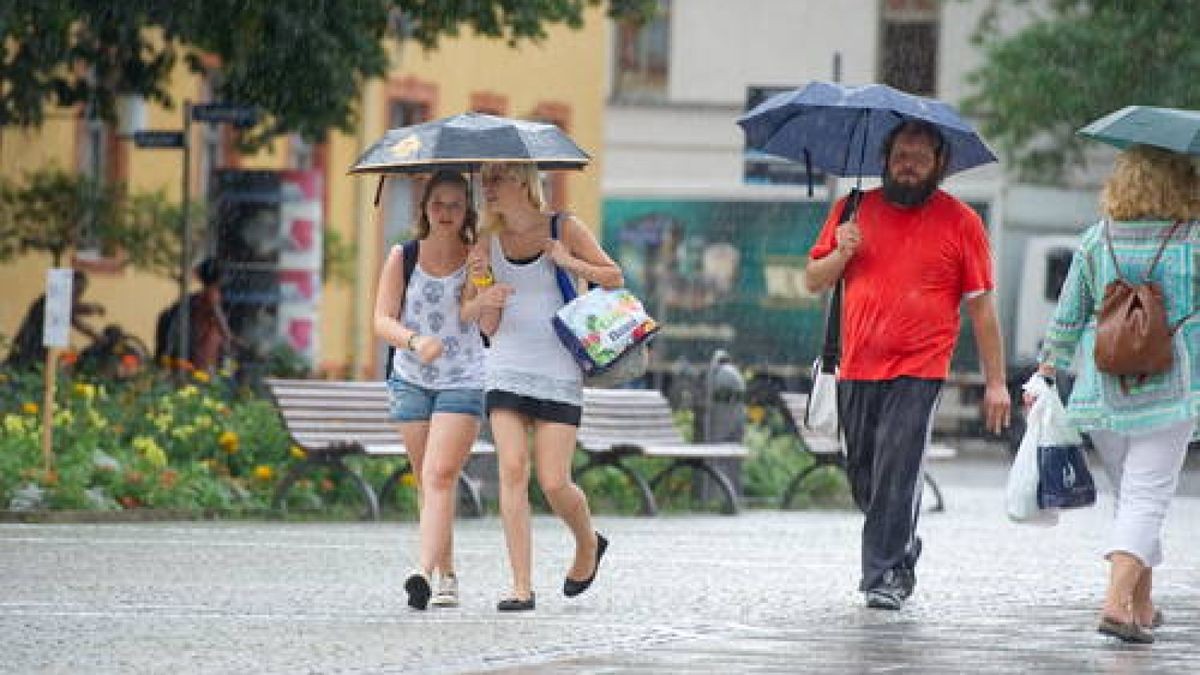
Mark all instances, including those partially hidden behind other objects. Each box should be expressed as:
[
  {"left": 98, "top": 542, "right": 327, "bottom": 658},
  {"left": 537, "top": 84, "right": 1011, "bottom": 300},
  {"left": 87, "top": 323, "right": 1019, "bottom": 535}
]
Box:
[
  {"left": 289, "top": 445, "right": 307, "bottom": 460},
  {"left": 21, "top": 402, "right": 38, "bottom": 415},
  {"left": 179, "top": 385, "right": 198, "bottom": 399},
  {"left": 72, "top": 383, "right": 96, "bottom": 400},
  {"left": 400, "top": 473, "right": 418, "bottom": 488},
  {"left": 4, "top": 414, "right": 26, "bottom": 434},
  {"left": 218, "top": 430, "right": 239, "bottom": 454},
  {"left": 132, "top": 436, "right": 168, "bottom": 469},
  {"left": 191, "top": 370, "right": 210, "bottom": 383},
  {"left": 253, "top": 465, "right": 275, "bottom": 482},
  {"left": 747, "top": 405, "right": 766, "bottom": 425}
]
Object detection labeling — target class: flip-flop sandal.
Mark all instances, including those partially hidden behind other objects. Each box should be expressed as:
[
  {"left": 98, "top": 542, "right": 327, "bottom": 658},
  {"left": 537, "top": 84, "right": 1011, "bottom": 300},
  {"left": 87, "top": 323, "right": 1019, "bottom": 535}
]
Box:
[{"left": 1098, "top": 616, "right": 1154, "bottom": 644}]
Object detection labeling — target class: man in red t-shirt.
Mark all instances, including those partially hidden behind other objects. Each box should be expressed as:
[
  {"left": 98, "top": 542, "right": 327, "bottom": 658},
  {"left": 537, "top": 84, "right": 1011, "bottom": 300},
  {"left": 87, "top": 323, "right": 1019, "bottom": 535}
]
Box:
[{"left": 805, "top": 120, "right": 1011, "bottom": 610}]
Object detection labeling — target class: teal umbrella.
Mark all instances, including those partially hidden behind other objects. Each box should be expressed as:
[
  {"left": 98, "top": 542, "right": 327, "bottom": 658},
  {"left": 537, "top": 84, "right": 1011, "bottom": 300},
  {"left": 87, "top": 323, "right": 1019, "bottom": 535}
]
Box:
[{"left": 1078, "top": 105, "right": 1200, "bottom": 154}]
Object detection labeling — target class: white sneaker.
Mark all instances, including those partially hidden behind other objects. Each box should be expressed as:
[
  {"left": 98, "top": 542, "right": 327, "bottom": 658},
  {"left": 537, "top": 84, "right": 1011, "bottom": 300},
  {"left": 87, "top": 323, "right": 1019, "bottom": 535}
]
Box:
[{"left": 429, "top": 572, "right": 459, "bottom": 608}]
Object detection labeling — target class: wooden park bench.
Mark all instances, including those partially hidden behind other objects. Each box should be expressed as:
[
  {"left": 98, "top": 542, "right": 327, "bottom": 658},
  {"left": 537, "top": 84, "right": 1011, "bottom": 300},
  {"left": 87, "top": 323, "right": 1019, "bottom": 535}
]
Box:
[
  {"left": 264, "top": 378, "right": 493, "bottom": 520},
  {"left": 573, "top": 387, "right": 749, "bottom": 516},
  {"left": 778, "top": 392, "right": 954, "bottom": 512}
]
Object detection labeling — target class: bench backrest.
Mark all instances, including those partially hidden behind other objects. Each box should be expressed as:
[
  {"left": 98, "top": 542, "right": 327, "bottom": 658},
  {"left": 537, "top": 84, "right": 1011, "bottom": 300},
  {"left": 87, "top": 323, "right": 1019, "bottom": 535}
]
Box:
[
  {"left": 578, "top": 387, "right": 686, "bottom": 450},
  {"left": 265, "top": 378, "right": 399, "bottom": 449}
]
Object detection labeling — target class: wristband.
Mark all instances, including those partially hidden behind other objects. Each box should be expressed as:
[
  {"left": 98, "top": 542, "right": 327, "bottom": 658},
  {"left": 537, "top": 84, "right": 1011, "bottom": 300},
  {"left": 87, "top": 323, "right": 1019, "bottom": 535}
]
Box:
[{"left": 407, "top": 333, "right": 420, "bottom": 351}]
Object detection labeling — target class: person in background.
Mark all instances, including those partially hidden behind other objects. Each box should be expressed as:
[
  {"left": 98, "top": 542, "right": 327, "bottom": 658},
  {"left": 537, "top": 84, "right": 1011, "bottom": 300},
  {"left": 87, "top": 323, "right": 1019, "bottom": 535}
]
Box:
[
  {"left": 6, "top": 269, "right": 103, "bottom": 368},
  {"left": 373, "top": 170, "right": 485, "bottom": 610},
  {"left": 1030, "top": 145, "right": 1199, "bottom": 644},
  {"left": 462, "top": 161, "right": 622, "bottom": 612},
  {"left": 804, "top": 120, "right": 1011, "bottom": 611},
  {"left": 154, "top": 258, "right": 237, "bottom": 373}
]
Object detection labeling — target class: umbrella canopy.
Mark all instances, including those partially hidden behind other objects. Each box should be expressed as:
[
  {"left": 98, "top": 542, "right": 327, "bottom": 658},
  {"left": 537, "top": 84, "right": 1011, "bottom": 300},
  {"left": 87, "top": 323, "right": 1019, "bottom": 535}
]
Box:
[
  {"left": 349, "top": 112, "right": 590, "bottom": 175},
  {"left": 737, "top": 81, "right": 997, "bottom": 178},
  {"left": 1078, "top": 105, "right": 1200, "bottom": 155}
]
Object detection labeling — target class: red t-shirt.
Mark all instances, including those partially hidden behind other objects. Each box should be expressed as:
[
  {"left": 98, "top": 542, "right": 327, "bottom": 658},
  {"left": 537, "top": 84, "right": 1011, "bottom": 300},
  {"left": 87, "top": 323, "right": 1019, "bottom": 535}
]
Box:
[{"left": 809, "top": 188, "right": 994, "bottom": 380}]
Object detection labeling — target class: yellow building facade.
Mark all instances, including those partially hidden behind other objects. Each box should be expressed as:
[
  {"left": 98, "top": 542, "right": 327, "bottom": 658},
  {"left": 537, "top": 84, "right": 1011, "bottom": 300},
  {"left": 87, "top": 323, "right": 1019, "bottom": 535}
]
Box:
[{"left": 0, "top": 9, "right": 610, "bottom": 379}]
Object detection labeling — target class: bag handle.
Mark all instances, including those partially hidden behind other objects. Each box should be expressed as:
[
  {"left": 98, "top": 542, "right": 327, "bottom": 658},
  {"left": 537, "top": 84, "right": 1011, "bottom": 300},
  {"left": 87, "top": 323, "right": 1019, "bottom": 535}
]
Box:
[
  {"left": 548, "top": 212, "right": 578, "bottom": 303},
  {"left": 819, "top": 189, "right": 864, "bottom": 372}
]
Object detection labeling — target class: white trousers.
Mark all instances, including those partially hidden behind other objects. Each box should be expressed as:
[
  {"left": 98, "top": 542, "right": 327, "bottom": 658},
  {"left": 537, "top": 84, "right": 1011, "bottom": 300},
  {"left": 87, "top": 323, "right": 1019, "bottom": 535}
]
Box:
[{"left": 1090, "top": 418, "right": 1197, "bottom": 567}]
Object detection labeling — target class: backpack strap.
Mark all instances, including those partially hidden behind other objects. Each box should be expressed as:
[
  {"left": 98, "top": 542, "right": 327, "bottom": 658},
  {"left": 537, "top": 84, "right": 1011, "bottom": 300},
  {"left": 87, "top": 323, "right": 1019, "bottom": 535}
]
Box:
[
  {"left": 548, "top": 212, "right": 578, "bottom": 303},
  {"left": 399, "top": 239, "right": 419, "bottom": 316},
  {"left": 385, "top": 239, "right": 420, "bottom": 380}
]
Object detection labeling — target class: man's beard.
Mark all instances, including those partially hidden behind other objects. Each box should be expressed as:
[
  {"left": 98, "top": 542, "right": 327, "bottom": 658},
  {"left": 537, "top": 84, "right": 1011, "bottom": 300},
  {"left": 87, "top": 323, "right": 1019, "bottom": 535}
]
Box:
[{"left": 882, "top": 171, "right": 939, "bottom": 207}]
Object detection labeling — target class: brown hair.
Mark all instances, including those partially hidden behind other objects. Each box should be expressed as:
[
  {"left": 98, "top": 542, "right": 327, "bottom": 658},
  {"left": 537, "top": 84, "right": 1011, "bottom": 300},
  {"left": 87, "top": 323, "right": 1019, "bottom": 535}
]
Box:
[
  {"left": 1100, "top": 145, "right": 1200, "bottom": 222},
  {"left": 414, "top": 170, "right": 477, "bottom": 244}
]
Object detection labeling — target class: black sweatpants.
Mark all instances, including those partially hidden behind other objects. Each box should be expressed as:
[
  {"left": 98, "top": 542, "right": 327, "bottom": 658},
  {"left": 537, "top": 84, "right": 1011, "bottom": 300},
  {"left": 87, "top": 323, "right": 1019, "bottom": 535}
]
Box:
[{"left": 837, "top": 377, "right": 942, "bottom": 592}]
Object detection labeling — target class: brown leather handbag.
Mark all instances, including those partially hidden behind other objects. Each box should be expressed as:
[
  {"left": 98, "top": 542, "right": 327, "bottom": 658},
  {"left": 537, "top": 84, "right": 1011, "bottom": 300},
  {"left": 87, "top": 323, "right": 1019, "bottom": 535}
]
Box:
[{"left": 1093, "top": 221, "right": 1194, "bottom": 386}]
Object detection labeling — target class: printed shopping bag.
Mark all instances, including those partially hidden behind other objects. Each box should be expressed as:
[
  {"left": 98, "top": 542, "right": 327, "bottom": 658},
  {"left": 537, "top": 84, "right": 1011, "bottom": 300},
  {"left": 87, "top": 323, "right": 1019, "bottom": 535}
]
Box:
[{"left": 552, "top": 286, "right": 659, "bottom": 381}]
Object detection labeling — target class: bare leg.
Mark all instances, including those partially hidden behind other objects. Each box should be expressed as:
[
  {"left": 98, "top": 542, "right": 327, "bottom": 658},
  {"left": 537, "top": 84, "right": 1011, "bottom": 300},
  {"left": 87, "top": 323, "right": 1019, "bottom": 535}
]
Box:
[
  {"left": 492, "top": 409, "right": 533, "bottom": 599},
  {"left": 417, "top": 413, "right": 479, "bottom": 576},
  {"left": 1133, "top": 567, "right": 1155, "bottom": 626},
  {"left": 1102, "top": 551, "right": 1145, "bottom": 622},
  {"left": 532, "top": 420, "right": 597, "bottom": 580},
  {"left": 398, "top": 422, "right": 430, "bottom": 572}
]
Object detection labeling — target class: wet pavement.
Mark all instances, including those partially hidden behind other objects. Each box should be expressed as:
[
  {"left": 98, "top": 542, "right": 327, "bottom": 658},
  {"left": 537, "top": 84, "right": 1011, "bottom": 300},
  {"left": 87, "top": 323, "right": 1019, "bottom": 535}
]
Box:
[{"left": 2, "top": 456, "right": 1198, "bottom": 674}]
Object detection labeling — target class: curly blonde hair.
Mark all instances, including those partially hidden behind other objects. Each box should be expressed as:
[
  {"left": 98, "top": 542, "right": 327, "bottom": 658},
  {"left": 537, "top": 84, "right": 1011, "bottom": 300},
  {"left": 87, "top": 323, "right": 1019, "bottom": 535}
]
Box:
[
  {"left": 1100, "top": 145, "right": 1200, "bottom": 222},
  {"left": 480, "top": 162, "right": 545, "bottom": 233}
]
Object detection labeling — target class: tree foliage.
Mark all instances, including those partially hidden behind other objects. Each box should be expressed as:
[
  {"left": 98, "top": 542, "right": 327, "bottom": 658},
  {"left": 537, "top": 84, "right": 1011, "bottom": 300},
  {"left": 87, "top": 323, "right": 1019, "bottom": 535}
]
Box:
[
  {"left": 963, "top": 0, "right": 1200, "bottom": 182},
  {"left": 0, "top": 0, "right": 656, "bottom": 146}
]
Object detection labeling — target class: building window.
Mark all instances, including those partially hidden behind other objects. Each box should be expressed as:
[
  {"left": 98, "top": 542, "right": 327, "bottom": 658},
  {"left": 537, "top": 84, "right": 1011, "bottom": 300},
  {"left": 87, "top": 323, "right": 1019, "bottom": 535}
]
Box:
[
  {"left": 383, "top": 98, "right": 430, "bottom": 243},
  {"left": 879, "top": 0, "right": 939, "bottom": 96},
  {"left": 529, "top": 102, "right": 572, "bottom": 212},
  {"left": 612, "top": 0, "right": 670, "bottom": 101},
  {"left": 469, "top": 92, "right": 508, "bottom": 116}
]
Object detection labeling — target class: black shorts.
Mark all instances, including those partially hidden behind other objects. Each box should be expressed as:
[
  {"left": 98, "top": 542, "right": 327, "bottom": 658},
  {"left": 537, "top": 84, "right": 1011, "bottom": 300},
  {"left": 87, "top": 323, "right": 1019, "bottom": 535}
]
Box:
[{"left": 486, "top": 390, "right": 582, "bottom": 426}]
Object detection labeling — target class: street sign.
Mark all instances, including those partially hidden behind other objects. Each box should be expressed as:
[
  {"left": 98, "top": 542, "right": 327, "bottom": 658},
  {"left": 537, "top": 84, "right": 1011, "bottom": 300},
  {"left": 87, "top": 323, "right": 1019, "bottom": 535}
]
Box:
[
  {"left": 133, "top": 130, "right": 185, "bottom": 149},
  {"left": 42, "top": 268, "right": 73, "bottom": 348},
  {"left": 191, "top": 103, "right": 258, "bottom": 127}
]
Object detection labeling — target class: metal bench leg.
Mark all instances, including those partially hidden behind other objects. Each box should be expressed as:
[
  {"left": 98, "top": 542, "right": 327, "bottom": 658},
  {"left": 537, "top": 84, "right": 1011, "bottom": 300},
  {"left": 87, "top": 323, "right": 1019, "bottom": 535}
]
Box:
[
  {"left": 457, "top": 473, "right": 484, "bottom": 518},
  {"left": 780, "top": 454, "right": 844, "bottom": 509},
  {"left": 377, "top": 460, "right": 412, "bottom": 511},
  {"left": 923, "top": 471, "right": 946, "bottom": 513},
  {"left": 574, "top": 456, "right": 657, "bottom": 516},
  {"left": 649, "top": 459, "right": 740, "bottom": 515},
  {"left": 274, "top": 455, "right": 380, "bottom": 521}
]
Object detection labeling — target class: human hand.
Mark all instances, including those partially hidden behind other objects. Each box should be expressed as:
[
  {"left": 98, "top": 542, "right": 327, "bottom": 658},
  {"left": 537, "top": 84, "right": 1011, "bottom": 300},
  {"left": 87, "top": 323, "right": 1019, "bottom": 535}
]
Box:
[
  {"left": 412, "top": 335, "right": 444, "bottom": 365},
  {"left": 477, "top": 283, "right": 514, "bottom": 310},
  {"left": 467, "top": 250, "right": 491, "bottom": 284},
  {"left": 835, "top": 221, "right": 862, "bottom": 258},
  {"left": 983, "top": 381, "right": 1012, "bottom": 435},
  {"left": 542, "top": 238, "right": 571, "bottom": 267}
]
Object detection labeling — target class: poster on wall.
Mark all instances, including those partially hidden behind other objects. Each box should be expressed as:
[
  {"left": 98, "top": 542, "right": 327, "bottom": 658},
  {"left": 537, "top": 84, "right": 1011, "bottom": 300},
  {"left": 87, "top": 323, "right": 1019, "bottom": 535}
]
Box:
[{"left": 276, "top": 170, "right": 323, "bottom": 364}]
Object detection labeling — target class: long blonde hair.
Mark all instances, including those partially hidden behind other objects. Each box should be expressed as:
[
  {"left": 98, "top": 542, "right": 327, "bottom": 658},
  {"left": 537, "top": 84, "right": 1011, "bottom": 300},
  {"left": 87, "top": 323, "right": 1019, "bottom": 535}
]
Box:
[
  {"left": 1100, "top": 145, "right": 1200, "bottom": 222},
  {"left": 480, "top": 162, "right": 545, "bottom": 233}
]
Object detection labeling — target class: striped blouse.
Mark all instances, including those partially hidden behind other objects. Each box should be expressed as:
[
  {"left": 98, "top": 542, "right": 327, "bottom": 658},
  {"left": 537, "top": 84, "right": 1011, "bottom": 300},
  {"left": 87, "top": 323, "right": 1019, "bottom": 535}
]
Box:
[{"left": 1039, "top": 219, "right": 1199, "bottom": 440}]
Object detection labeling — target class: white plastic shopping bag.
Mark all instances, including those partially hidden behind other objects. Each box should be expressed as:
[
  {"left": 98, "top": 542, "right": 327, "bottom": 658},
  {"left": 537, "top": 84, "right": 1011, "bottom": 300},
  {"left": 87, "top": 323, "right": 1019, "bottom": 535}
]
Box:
[
  {"left": 804, "top": 357, "right": 839, "bottom": 437},
  {"left": 1005, "top": 374, "right": 1060, "bottom": 525}
]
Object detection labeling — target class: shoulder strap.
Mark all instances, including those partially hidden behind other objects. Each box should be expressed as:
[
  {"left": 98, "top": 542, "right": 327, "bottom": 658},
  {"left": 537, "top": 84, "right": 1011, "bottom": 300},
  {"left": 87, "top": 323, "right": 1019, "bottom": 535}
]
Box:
[
  {"left": 548, "top": 213, "right": 577, "bottom": 303},
  {"left": 819, "top": 189, "right": 863, "bottom": 370},
  {"left": 398, "top": 240, "right": 419, "bottom": 318}
]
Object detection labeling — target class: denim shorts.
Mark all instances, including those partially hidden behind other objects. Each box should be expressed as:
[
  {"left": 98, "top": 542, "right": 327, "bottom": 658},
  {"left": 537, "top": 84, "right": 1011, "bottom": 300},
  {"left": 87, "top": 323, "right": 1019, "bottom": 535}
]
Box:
[{"left": 386, "top": 378, "right": 485, "bottom": 422}]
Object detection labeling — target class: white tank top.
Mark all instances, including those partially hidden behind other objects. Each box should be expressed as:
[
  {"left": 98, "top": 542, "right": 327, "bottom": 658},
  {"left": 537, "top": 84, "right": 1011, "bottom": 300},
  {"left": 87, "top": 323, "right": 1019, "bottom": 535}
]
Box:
[
  {"left": 484, "top": 233, "right": 582, "bottom": 405},
  {"left": 391, "top": 261, "right": 485, "bottom": 389}
]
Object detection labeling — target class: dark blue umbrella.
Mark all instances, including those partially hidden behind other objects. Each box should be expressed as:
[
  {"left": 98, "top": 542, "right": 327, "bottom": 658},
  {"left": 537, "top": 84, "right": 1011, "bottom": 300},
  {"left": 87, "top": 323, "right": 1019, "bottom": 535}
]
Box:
[
  {"left": 737, "top": 81, "right": 997, "bottom": 179},
  {"left": 349, "top": 112, "right": 590, "bottom": 175}
]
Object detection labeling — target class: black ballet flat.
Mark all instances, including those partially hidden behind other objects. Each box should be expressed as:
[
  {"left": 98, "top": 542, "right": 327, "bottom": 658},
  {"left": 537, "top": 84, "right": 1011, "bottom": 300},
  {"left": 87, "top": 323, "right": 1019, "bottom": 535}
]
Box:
[
  {"left": 496, "top": 592, "right": 535, "bottom": 612},
  {"left": 564, "top": 532, "right": 608, "bottom": 598}
]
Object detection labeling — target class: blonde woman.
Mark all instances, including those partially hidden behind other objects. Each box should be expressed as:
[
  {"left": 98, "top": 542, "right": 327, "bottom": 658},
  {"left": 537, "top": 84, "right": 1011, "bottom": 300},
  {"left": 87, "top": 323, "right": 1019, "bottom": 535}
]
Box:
[
  {"left": 373, "top": 171, "right": 485, "bottom": 610},
  {"left": 461, "top": 162, "right": 623, "bottom": 611},
  {"left": 1031, "top": 145, "right": 1199, "bottom": 643}
]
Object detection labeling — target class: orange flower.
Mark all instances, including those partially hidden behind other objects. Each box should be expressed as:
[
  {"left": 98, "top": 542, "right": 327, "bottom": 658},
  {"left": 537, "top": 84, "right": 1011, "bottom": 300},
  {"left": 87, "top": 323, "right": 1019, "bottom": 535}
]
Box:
[
  {"left": 192, "top": 370, "right": 210, "bottom": 383},
  {"left": 176, "top": 359, "right": 195, "bottom": 372},
  {"left": 21, "top": 402, "right": 39, "bottom": 415},
  {"left": 119, "top": 495, "right": 141, "bottom": 509},
  {"left": 253, "top": 465, "right": 275, "bottom": 482},
  {"left": 319, "top": 478, "right": 335, "bottom": 493},
  {"left": 159, "top": 469, "right": 179, "bottom": 488},
  {"left": 59, "top": 350, "right": 78, "bottom": 366},
  {"left": 121, "top": 353, "right": 140, "bottom": 369}
]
